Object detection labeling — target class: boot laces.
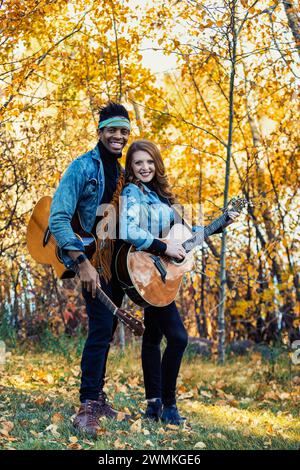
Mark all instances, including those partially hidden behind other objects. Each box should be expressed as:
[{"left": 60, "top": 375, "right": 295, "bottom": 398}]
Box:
[{"left": 86, "top": 401, "right": 100, "bottom": 425}]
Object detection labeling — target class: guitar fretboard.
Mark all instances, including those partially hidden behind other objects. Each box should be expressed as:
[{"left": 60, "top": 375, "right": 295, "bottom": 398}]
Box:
[
  {"left": 95, "top": 285, "right": 117, "bottom": 315},
  {"left": 182, "top": 213, "right": 228, "bottom": 253}
]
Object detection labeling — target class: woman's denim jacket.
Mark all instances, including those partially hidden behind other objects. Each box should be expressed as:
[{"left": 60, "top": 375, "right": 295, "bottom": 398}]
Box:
[
  {"left": 119, "top": 183, "right": 213, "bottom": 251},
  {"left": 49, "top": 144, "right": 121, "bottom": 269}
]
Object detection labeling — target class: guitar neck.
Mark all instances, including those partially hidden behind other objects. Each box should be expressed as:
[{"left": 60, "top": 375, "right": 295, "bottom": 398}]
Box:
[
  {"left": 72, "top": 265, "right": 145, "bottom": 336},
  {"left": 72, "top": 265, "right": 117, "bottom": 315},
  {"left": 95, "top": 284, "right": 118, "bottom": 316},
  {"left": 182, "top": 213, "right": 228, "bottom": 253}
]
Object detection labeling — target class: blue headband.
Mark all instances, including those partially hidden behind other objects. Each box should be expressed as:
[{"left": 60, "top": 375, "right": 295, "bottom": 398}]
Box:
[{"left": 98, "top": 116, "right": 131, "bottom": 130}]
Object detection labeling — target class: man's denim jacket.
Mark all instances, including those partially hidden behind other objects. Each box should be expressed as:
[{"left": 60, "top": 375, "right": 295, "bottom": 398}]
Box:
[
  {"left": 119, "top": 183, "right": 216, "bottom": 251},
  {"left": 49, "top": 144, "right": 121, "bottom": 269}
]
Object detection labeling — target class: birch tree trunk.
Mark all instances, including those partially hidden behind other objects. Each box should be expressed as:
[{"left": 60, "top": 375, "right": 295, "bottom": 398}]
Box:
[
  {"left": 282, "top": 0, "right": 300, "bottom": 56},
  {"left": 217, "top": 0, "right": 237, "bottom": 364}
]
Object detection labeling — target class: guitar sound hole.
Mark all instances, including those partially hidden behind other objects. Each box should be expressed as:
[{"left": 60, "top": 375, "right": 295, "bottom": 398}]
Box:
[
  {"left": 161, "top": 255, "right": 185, "bottom": 265},
  {"left": 171, "top": 258, "right": 185, "bottom": 265}
]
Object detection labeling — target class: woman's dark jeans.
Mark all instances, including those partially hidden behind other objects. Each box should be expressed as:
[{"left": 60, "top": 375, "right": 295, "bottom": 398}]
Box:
[{"left": 142, "top": 301, "right": 188, "bottom": 406}]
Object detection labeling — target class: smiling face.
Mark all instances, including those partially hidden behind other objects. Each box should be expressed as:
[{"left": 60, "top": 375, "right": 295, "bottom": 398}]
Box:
[
  {"left": 131, "top": 150, "right": 156, "bottom": 183},
  {"left": 99, "top": 120, "right": 130, "bottom": 154}
]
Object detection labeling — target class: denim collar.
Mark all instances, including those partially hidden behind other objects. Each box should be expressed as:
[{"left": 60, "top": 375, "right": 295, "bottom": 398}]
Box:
[
  {"left": 91, "top": 144, "right": 101, "bottom": 161},
  {"left": 140, "top": 182, "right": 153, "bottom": 194},
  {"left": 90, "top": 144, "right": 124, "bottom": 173}
]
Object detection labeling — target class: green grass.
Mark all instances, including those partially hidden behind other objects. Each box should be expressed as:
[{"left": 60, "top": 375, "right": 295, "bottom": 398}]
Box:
[{"left": 0, "top": 339, "right": 299, "bottom": 450}]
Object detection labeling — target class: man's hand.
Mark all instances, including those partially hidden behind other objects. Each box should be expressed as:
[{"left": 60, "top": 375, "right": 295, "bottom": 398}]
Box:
[{"left": 78, "top": 260, "right": 100, "bottom": 298}]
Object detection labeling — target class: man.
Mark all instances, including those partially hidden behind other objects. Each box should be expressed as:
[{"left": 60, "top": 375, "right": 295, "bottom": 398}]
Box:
[{"left": 49, "top": 102, "right": 131, "bottom": 436}]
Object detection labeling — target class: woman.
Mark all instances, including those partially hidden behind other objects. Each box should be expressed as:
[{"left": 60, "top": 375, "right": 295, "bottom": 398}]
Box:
[{"left": 120, "top": 140, "right": 239, "bottom": 425}]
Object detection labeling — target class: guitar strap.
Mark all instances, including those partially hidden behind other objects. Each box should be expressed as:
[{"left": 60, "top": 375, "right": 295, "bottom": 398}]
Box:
[{"left": 91, "top": 164, "right": 125, "bottom": 283}]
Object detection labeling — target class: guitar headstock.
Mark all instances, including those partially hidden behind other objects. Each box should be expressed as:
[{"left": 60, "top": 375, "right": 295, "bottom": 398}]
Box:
[
  {"left": 224, "top": 196, "right": 249, "bottom": 214},
  {"left": 118, "top": 308, "right": 145, "bottom": 337}
]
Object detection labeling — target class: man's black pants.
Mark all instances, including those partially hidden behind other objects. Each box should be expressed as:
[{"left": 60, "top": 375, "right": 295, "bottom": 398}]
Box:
[{"left": 80, "top": 242, "right": 125, "bottom": 403}]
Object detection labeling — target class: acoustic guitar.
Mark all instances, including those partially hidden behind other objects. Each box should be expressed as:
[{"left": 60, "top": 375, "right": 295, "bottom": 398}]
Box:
[
  {"left": 115, "top": 197, "right": 247, "bottom": 308},
  {"left": 26, "top": 196, "right": 145, "bottom": 336}
]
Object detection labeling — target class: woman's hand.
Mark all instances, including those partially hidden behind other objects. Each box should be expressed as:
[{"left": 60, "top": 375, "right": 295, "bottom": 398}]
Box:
[
  {"left": 165, "top": 239, "right": 186, "bottom": 260},
  {"left": 225, "top": 211, "right": 240, "bottom": 226}
]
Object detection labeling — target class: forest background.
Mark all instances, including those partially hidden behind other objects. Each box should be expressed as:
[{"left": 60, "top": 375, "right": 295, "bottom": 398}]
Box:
[
  {"left": 1, "top": 0, "right": 299, "bottom": 352},
  {"left": 0, "top": 0, "right": 300, "bottom": 452}
]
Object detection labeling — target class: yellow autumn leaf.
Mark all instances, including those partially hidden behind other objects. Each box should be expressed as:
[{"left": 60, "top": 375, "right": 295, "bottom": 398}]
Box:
[{"left": 130, "top": 418, "right": 142, "bottom": 432}]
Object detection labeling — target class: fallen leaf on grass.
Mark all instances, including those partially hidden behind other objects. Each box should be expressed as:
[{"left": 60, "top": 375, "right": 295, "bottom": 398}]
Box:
[
  {"left": 0, "top": 421, "right": 14, "bottom": 437},
  {"left": 278, "top": 392, "right": 290, "bottom": 400},
  {"left": 166, "top": 424, "right": 180, "bottom": 430},
  {"left": 130, "top": 419, "right": 142, "bottom": 432},
  {"left": 71, "top": 367, "right": 80, "bottom": 377},
  {"left": 224, "top": 392, "right": 236, "bottom": 401},
  {"left": 194, "top": 441, "right": 206, "bottom": 449},
  {"left": 44, "top": 374, "right": 54, "bottom": 385},
  {"left": 200, "top": 390, "right": 213, "bottom": 399},
  {"left": 215, "top": 380, "right": 225, "bottom": 388},
  {"left": 127, "top": 376, "right": 140, "bottom": 387},
  {"left": 0, "top": 421, "right": 14, "bottom": 432},
  {"left": 266, "top": 425, "right": 275, "bottom": 435},
  {"left": 82, "top": 439, "right": 95, "bottom": 446},
  {"left": 51, "top": 413, "right": 64, "bottom": 424},
  {"left": 116, "top": 412, "right": 126, "bottom": 421},
  {"left": 115, "top": 384, "right": 128, "bottom": 393},
  {"left": 114, "top": 438, "right": 125, "bottom": 449},
  {"left": 263, "top": 440, "right": 272, "bottom": 448},
  {"left": 178, "top": 391, "right": 194, "bottom": 400},
  {"left": 209, "top": 433, "right": 227, "bottom": 440},
  {"left": 19, "top": 420, "right": 29, "bottom": 427},
  {"left": 96, "top": 427, "right": 107, "bottom": 436},
  {"left": 0, "top": 436, "right": 19, "bottom": 442},
  {"left": 263, "top": 391, "right": 278, "bottom": 401},
  {"left": 45, "top": 424, "right": 60, "bottom": 437},
  {"left": 34, "top": 397, "right": 46, "bottom": 406},
  {"left": 144, "top": 439, "right": 154, "bottom": 447},
  {"left": 67, "top": 443, "right": 82, "bottom": 450}
]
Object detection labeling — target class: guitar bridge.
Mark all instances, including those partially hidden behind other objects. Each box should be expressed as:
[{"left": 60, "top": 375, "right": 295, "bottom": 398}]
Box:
[{"left": 149, "top": 255, "right": 167, "bottom": 283}]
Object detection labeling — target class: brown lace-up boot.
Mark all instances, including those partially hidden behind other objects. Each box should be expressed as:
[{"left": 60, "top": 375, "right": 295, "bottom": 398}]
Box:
[
  {"left": 73, "top": 400, "right": 102, "bottom": 436},
  {"left": 98, "top": 390, "right": 132, "bottom": 421}
]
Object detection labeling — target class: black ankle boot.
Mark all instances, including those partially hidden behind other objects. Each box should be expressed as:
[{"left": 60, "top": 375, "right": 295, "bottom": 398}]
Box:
[
  {"left": 144, "top": 398, "right": 162, "bottom": 421},
  {"left": 161, "top": 404, "right": 186, "bottom": 425}
]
